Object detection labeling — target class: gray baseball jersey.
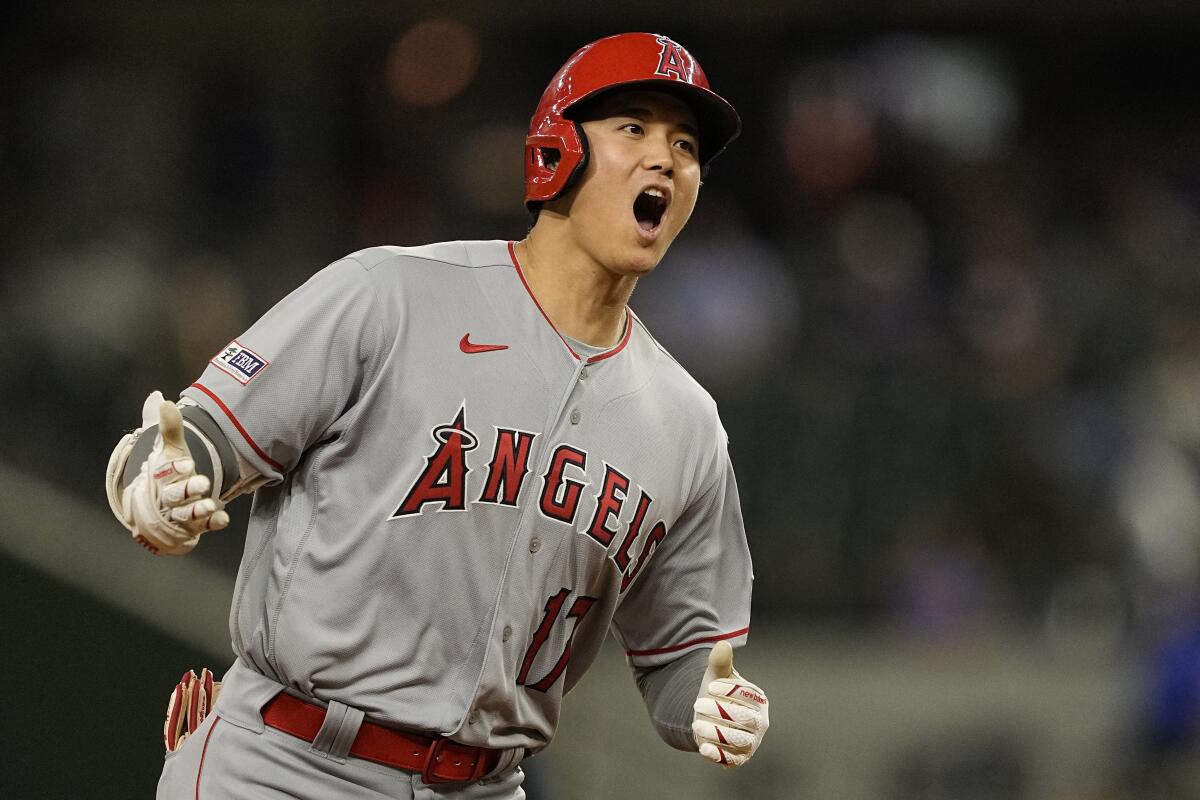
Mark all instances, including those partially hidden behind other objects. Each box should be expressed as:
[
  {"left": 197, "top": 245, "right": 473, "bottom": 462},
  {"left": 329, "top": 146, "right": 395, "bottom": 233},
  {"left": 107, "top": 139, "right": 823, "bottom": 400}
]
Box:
[{"left": 180, "top": 239, "right": 753, "bottom": 752}]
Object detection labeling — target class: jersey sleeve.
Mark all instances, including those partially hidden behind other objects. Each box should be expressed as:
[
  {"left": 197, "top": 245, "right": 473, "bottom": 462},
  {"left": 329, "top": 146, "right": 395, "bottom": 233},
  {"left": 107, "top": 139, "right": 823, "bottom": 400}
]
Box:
[
  {"left": 611, "top": 436, "right": 754, "bottom": 669},
  {"left": 180, "top": 256, "right": 390, "bottom": 482}
]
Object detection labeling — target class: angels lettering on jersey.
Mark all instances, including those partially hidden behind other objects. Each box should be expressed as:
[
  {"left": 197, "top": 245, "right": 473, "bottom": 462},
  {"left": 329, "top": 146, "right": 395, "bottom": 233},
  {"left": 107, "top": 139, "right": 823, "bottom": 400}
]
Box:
[{"left": 392, "top": 403, "right": 666, "bottom": 596}]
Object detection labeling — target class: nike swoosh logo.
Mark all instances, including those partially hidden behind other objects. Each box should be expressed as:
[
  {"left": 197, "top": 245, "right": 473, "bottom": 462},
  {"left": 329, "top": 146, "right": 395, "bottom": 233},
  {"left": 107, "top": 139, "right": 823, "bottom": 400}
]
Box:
[{"left": 460, "top": 333, "right": 509, "bottom": 354}]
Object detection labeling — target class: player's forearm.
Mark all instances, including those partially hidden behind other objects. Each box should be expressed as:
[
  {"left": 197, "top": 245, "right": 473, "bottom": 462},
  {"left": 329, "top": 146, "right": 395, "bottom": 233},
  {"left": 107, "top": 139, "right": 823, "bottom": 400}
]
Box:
[{"left": 633, "top": 648, "right": 709, "bottom": 752}]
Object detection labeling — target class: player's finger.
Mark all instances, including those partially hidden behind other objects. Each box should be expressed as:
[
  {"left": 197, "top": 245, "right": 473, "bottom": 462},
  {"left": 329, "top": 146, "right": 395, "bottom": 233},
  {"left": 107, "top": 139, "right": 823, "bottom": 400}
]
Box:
[
  {"left": 707, "top": 678, "right": 769, "bottom": 710},
  {"left": 141, "top": 391, "right": 166, "bottom": 429},
  {"left": 169, "top": 500, "right": 228, "bottom": 534},
  {"left": 152, "top": 458, "right": 195, "bottom": 484},
  {"left": 186, "top": 672, "right": 202, "bottom": 733},
  {"left": 160, "top": 475, "right": 211, "bottom": 507},
  {"left": 199, "top": 668, "right": 217, "bottom": 722},
  {"left": 158, "top": 400, "right": 188, "bottom": 456},
  {"left": 195, "top": 680, "right": 209, "bottom": 729},
  {"left": 693, "top": 696, "right": 762, "bottom": 731},
  {"left": 698, "top": 742, "right": 750, "bottom": 768},
  {"left": 692, "top": 718, "right": 756, "bottom": 751},
  {"left": 169, "top": 497, "right": 220, "bottom": 526},
  {"left": 164, "top": 677, "right": 189, "bottom": 752},
  {"left": 707, "top": 640, "right": 734, "bottom": 680}
]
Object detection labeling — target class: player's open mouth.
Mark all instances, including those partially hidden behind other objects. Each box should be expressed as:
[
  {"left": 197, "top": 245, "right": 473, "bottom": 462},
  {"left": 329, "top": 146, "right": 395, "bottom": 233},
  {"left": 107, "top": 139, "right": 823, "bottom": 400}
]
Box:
[{"left": 633, "top": 186, "right": 670, "bottom": 237}]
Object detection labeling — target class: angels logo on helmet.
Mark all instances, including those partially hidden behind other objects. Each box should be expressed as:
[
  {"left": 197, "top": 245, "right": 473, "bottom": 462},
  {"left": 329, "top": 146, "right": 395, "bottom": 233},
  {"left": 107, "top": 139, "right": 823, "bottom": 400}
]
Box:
[{"left": 654, "top": 36, "right": 690, "bottom": 81}]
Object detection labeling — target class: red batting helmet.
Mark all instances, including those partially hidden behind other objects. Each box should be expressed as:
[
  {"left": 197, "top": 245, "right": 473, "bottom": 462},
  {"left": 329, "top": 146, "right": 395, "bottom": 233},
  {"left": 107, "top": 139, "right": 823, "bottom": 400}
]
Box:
[{"left": 524, "top": 32, "right": 741, "bottom": 207}]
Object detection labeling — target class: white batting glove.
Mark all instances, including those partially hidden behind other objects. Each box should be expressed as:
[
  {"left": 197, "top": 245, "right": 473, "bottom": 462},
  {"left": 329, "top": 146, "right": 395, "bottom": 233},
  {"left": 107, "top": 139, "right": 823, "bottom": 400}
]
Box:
[
  {"left": 692, "top": 641, "right": 770, "bottom": 768},
  {"left": 105, "top": 391, "right": 230, "bottom": 555},
  {"left": 164, "top": 668, "right": 222, "bottom": 752}
]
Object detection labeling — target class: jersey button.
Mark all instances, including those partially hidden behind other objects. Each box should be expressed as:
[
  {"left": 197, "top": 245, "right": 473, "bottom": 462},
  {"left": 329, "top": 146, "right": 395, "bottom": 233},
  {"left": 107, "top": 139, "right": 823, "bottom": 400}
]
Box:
[
  {"left": 529, "top": 536, "right": 542, "bottom": 554},
  {"left": 569, "top": 408, "right": 581, "bottom": 424},
  {"left": 580, "top": 367, "right": 589, "bottom": 380},
  {"left": 502, "top": 625, "right": 512, "bottom": 642}
]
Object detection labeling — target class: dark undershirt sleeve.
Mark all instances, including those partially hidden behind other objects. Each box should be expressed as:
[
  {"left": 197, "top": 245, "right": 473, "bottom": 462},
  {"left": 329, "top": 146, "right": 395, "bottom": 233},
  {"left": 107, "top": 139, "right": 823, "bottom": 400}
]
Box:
[
  {"left": 632, "top": 647, "right": 709, "bottom": 752},
  {"left": 120, "top": 404, "right": 239, "bottom": 495}
]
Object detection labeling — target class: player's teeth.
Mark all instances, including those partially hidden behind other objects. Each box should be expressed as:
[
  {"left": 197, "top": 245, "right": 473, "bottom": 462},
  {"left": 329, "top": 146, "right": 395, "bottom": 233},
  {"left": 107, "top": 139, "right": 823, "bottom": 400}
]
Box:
[{"left": 644, "top": 188, "right": 664, "bottom": 198}]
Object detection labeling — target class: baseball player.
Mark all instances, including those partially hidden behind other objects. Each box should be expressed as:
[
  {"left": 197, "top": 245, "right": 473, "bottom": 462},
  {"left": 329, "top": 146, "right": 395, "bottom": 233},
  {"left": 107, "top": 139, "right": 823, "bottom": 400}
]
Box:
[{"left": 106, "top": 32, "right": 769, "bottom": 799}]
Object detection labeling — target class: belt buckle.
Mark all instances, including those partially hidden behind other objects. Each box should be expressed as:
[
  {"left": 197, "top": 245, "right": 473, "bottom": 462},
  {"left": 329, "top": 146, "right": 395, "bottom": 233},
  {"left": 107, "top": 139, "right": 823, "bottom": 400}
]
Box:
[{"left": 419, "top": 737, "right": 486, "bottom": 785}]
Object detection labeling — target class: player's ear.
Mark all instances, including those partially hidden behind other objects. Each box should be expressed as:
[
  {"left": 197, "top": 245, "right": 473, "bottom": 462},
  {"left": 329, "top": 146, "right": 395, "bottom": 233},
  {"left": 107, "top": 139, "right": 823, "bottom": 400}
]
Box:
[{"left": 540, "top": 147, "right": 562, "bottom": 173}]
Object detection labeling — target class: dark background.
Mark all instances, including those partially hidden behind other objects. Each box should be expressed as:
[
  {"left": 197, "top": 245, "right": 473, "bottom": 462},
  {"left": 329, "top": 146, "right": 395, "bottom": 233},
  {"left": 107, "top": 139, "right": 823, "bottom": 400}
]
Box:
[{"left": 3, "top": 2, "right": 1200, "bottom": 797}]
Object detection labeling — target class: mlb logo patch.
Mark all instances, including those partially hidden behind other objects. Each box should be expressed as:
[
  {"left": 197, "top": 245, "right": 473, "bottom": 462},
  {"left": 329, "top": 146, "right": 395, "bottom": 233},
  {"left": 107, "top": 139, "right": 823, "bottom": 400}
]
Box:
[{"left": 212, "top": 340, "right": 269, "bottom": 385}]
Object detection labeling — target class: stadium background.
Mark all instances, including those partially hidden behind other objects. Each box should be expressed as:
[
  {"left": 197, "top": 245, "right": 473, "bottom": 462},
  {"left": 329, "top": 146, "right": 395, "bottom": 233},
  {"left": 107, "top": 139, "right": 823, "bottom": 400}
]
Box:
[{"left": 3, "top": 2, "right": 1200, "bottom": 797}]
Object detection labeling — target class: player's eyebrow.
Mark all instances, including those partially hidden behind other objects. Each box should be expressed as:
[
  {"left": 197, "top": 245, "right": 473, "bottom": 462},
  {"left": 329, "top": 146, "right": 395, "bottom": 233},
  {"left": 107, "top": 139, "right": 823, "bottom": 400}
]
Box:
[{"left": 610, "top": 106, "right": 700, "bottom": 138}]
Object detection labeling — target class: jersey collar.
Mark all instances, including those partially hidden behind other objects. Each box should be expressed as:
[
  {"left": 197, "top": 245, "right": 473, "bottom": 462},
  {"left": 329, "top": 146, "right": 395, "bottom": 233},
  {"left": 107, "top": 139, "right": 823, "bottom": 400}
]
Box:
[{"left": 507, "top": 241, "right": 633, "bottom": 365}]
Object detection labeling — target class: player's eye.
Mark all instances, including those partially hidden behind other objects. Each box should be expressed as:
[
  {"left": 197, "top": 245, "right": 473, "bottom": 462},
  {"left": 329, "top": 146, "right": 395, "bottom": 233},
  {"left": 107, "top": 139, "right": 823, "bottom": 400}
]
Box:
[
  {"left": 675, "top": 138, "right": 698, "bottom": 154},
  {"left": 621, "top": 123, "right": 644, "bottom": 135}
]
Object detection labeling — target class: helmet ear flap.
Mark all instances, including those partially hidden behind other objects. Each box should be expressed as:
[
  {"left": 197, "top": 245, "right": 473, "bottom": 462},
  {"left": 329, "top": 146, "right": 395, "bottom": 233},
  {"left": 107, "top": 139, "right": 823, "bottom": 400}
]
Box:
[
  {"left": 524, "top": 121, "right": 590, "bottom": 207},
  {"left": 556, "top": 123, "right": 590, "bottom": 199}
]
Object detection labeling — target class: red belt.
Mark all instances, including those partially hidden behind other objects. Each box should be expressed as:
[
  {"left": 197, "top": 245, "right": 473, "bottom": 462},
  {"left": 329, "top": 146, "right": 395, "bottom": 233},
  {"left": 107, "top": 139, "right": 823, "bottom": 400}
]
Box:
[{"left": 261, "top": 692, "right": 501, "bottom": 784}]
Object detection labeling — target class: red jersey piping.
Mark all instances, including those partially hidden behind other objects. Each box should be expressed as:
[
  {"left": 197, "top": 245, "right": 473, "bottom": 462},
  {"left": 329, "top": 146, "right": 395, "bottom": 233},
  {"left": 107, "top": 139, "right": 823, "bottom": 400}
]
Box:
[
  {"left": 625, "top": 627, "right": 750, "bottom": 657},
  {"left": 195, "top": 716, "right": 220, "bottom": 800},
  {"left": 189, "top": 382, "right": 285, "bottom": 473},
  {"left": 506, "top": 241, "right": 633, "bottom": 365}
]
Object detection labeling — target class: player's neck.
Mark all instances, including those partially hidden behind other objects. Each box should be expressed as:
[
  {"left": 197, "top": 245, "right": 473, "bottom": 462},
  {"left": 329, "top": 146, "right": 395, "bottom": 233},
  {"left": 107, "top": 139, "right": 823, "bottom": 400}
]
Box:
[{"left": 514, "top": 232, "right": 635, "bottom": 349}]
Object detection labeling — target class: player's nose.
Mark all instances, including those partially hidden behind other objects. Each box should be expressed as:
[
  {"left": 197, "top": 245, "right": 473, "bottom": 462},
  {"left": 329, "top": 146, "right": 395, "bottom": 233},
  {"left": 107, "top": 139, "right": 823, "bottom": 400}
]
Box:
[{"left": 639, "top": 129, "right": 676, "bottom": 176}]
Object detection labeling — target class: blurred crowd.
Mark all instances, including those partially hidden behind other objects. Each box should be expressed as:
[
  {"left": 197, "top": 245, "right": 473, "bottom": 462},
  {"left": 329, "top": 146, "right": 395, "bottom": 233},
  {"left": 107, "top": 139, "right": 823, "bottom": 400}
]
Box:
[{"left": 3, "top": 8, "right": 1200, "bottom": 796}]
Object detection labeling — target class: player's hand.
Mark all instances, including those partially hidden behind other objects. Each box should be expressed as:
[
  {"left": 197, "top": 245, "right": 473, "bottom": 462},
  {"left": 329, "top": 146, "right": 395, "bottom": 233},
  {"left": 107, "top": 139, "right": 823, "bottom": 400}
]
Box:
[
  {"left": 164, "top": 668, "right": 221, "bottom": 752},
  {"left": 106, "top": 391, "right": 229, "bottom": 555},
  {"left": 692, "top": 641, "right": 770, "bottom": 768}
]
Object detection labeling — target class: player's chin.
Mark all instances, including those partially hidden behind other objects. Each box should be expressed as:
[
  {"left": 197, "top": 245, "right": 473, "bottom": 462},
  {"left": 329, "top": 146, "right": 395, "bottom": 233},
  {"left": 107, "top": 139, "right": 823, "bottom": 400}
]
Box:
[
  {"left": 612, "top": 245, "right": 665, "bottom": 276},
  {"left": 620, "top": 227, "right": 679, "bottom": 273}
]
